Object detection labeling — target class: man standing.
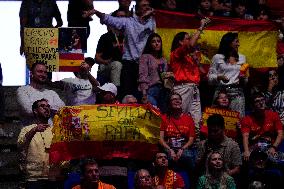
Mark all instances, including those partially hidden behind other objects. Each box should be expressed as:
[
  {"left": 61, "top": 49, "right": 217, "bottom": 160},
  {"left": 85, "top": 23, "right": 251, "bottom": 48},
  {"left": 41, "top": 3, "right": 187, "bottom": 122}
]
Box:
[
  {"left": 152, "top": 152, "right": 185, "bottom": 189},
  {"left": 72, "top": 159, "right": 116, "bottom": 189},
  {"left": 67, "top": 0, "right": 94, "bottom": 38},
  {"left": 84, "top": 0, "right": 156, "bottom": 98},
  {"left": 16, "top": 62, "right": 65, "bottom": 125},
  {"left": 17, "top": 99, "right": 60, "bottom": 189},
  {"left": 19, "top": 0, "right": 63, "bottom": 55}
]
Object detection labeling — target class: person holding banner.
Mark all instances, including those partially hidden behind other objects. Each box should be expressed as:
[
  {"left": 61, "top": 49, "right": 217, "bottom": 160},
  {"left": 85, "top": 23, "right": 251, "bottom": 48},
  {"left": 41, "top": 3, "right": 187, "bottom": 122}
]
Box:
[
  {"left": 17, "top": 99, "right": 63, "bottom": 189},
  {"left": 159, "top": 92, "right": 196, "bottom": 186},
  {"left": 208, "top": 32, "right": 247, "bottom": 117},
  {"left": 169, "top": 17, "right": 210, "bottom": 137},
  {"left": 47, "top": 58, "right": 99, "bottom": 106}
]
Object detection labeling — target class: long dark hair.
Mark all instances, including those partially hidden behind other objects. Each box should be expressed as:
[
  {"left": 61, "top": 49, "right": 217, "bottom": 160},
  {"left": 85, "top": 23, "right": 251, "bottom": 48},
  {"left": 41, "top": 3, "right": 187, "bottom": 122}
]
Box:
[
  {"left": 166, "top": 92, "right": 182, "bottom": 116},
  {"left": 171, "top": 32, "right": 188, "bottom": 52},
  {"left": 217, "top": 32, "right": 239, "bottom": 55},
  {"left": 142, "top": 33, "right": 163, "bottom": 58}
]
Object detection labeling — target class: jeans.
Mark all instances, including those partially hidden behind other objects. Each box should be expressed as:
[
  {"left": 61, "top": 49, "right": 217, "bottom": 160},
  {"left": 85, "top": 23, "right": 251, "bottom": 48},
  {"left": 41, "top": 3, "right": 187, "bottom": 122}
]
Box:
[{"left": 147, "top": 84, "right": 169, "bottom": 113}]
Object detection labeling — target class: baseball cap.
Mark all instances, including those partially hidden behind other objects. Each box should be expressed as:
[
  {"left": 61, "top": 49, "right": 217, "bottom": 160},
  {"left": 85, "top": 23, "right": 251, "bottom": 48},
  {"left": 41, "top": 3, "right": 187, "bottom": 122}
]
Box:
[{"left": 98, "top": 83, "right": 117, "bottom": 96}]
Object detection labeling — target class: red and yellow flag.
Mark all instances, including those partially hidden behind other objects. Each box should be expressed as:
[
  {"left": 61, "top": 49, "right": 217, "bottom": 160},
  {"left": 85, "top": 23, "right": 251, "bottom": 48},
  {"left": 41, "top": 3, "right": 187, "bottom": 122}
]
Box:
[
  {"left": 49, "top": 104, "right": 161, "bottom": 164},
  {"left": 155, "top": 10, "right": 278, "bottom": 69},
  {"left": 59, "top": 53, "right": 84, "bottom": 72}
]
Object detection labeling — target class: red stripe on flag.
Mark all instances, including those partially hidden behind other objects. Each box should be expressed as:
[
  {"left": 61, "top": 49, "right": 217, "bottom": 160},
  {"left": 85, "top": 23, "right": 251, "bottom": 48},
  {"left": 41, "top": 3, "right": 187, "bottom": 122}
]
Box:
[
  {"left": 59, "top": 53, "right": 84, "bottom": 60},
  {"left": 155, "top": 10, "right": 278, "bottom": 32},
  {"left": 49, "top": 141, "right": 159, "bottom": 164},
  {"left": 59, "top": 66, "right": 80, "bottom": 72}
]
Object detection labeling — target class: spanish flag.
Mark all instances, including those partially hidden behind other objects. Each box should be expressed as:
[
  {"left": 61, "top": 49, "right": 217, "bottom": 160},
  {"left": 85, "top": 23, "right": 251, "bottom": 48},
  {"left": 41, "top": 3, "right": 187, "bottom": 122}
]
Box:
[
  {"left": 59, "top": 53, "right": 84, "bottom": 72},
  {"left": 155, "top": 10, "right": 278, "bottom": 69}
]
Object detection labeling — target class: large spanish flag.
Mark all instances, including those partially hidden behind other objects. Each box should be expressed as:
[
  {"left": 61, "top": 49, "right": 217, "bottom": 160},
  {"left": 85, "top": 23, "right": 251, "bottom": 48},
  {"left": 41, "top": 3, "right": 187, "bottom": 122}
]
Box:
[
  {"left": 49, "top": 104, "right": 161, "bottom": 164},
  {"left": 155, "top": 10, "right": 278, "bottom": 69}
]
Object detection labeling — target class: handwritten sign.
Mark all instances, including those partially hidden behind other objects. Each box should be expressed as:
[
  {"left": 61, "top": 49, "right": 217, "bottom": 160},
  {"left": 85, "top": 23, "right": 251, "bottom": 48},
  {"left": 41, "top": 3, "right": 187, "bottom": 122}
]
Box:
[
  {"left": 49, "top": 104, "right": 161, "bottom": 163},
  {"left": 24, "top": 28, "right": 59, "bottom": 72},
  {"left": 202, "top": 107, "right": 240, "bottom": 138}
]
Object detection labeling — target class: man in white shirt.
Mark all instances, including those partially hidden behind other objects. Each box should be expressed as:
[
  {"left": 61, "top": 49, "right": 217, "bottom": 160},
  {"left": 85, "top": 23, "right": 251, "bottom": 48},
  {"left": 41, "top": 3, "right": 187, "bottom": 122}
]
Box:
[
  {"left": 16, "top": 62, "right": 65, "bottom": 125},
  {"left": 47, "top": 57, "right": 99, "bottom": 106}
]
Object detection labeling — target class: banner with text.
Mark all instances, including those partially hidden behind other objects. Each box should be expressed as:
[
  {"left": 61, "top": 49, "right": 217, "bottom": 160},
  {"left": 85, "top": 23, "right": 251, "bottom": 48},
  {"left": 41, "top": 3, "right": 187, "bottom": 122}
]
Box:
[
  {"left": 49, "top": 104, "right": 161, "bottom": 164},
  {"left": 24, "top": 28, "right": 59, "bottom": 72},
  {"left": 202, "top": 107, "right": 240, "bottom": 138}
]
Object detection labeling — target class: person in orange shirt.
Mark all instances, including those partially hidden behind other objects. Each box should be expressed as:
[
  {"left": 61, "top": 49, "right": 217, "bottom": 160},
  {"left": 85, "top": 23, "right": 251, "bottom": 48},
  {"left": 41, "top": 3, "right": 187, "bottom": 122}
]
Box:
[
  {"left": 72, "top": 159, "right": 116, "bottom": 189},
  {"left": 169, "top": 18, "right": 210, "bottom": 139}
]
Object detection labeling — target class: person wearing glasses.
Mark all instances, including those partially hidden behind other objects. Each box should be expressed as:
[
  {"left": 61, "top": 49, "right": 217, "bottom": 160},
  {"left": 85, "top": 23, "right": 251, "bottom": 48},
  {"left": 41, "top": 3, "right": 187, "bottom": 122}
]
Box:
[{"left": 241, "top": 91, "right": 283, "bottom": 161}]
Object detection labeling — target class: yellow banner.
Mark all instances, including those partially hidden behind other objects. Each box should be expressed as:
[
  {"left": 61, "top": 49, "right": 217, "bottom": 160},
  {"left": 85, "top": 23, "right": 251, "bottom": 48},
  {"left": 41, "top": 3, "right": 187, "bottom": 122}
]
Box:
[
  {"left": 157, "top": 28, "right": 278, "bottom": 68},
  {"left": 24, "top": 28, "right": 59, "bottom": 72},
  {"left": 52, "top": 104, "right": 161, "bottom": 144},
  {"left": 202, "top": 107, "right": 240, "bottom": 138}
]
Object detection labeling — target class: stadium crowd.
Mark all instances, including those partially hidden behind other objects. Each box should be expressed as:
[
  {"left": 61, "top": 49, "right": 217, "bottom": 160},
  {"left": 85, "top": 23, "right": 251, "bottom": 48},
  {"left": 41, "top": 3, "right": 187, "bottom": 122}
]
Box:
[{"left": 6, "top": 0, "right": 284, "bottom": 188}]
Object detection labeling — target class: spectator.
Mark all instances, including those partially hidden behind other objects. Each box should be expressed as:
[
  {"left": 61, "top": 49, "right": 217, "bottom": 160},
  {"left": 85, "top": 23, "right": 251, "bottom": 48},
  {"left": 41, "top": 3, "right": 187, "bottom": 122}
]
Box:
[
  {"left": 19, "top": 0, "right": 63, "bottom": 55},
  {"left": 118, "top": 0, "right": 132, "bottom": 16},
  {"left": 121, "top": 94, "right": 138, "bottom": 104},
  {"left": 152, "top": 152, "right": 185, "bottom": 189},
  {"left": 134, "top": 169, "right": 154, "bottom": 189},
  {"left": 195, "top": 114, "right": 242, "bottom": 184},
  {"left": 17, "top": 99, "right": 62, "bottom": 189},
  {"left": 247, "top": 149, "right": 283, "bottom": 189},
  {"left": 95, "top": 9, "right": 126, "bottom": 89},
  {"left": 72, "top": 158, "right": 116, "bottom": 189},
  {"left": 212, "top": 90, "right": 230, "bottom": 109},
  {"left": 84, "top": 0, "right": 156, "bottom": 99},
  {"left": 160, "top": 0, "right": 178, "bottom": 12},
  {"left": 255, "top": 5, "right": 271, "bottom": 21},
  {"left": 231, "top": 1, "right": 254, "bottom": 19},
  {"left": 196, "top": 151, "right": 236, "bottom": 189},
  {"left": 241, "top": 92, "right": 283, "bottom": 161},
  {"left": 208, "top": 32, "right": 247, "bottom": 117},
  {"left": 197, "top": 0, "right": 214, "bottom": 17},
  {"left": 138, "top": 33, "right": 169, "bottom": 112},
  {"left": 211, "top": 0, "right": 233, "bottom": 17},
  {"left": 47, "top": 58, "right": 99, "bottom": 106},
  {"left": 67, "top": 0, "right": 94, "bottom": 38},
  {"left": 169, "top": 18, "right": 210, "bottom": 134},
  {"left": 97, "top": 83, "right": 118, "bottom": 104},
  {"left": 159, "top": 92, "right": 196, "bottom": 184},
  {"left": 16, "top": 62, "right": 65, "bottom": 126},
  {"left": 262, "top": 69, "right": 284, "bottom": 121}
]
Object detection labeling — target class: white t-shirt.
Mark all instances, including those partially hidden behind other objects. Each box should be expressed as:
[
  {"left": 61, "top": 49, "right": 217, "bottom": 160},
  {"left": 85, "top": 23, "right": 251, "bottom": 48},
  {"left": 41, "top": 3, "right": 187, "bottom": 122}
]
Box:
[
  {"left": 208, "top": 53, "right": 246, "bottom": 86},
  {"left": 61, "top": 77, "right": 96, "bottom": 106},
  {"left": 16, "top": 85, "right": 65, "bottom": 125}
]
